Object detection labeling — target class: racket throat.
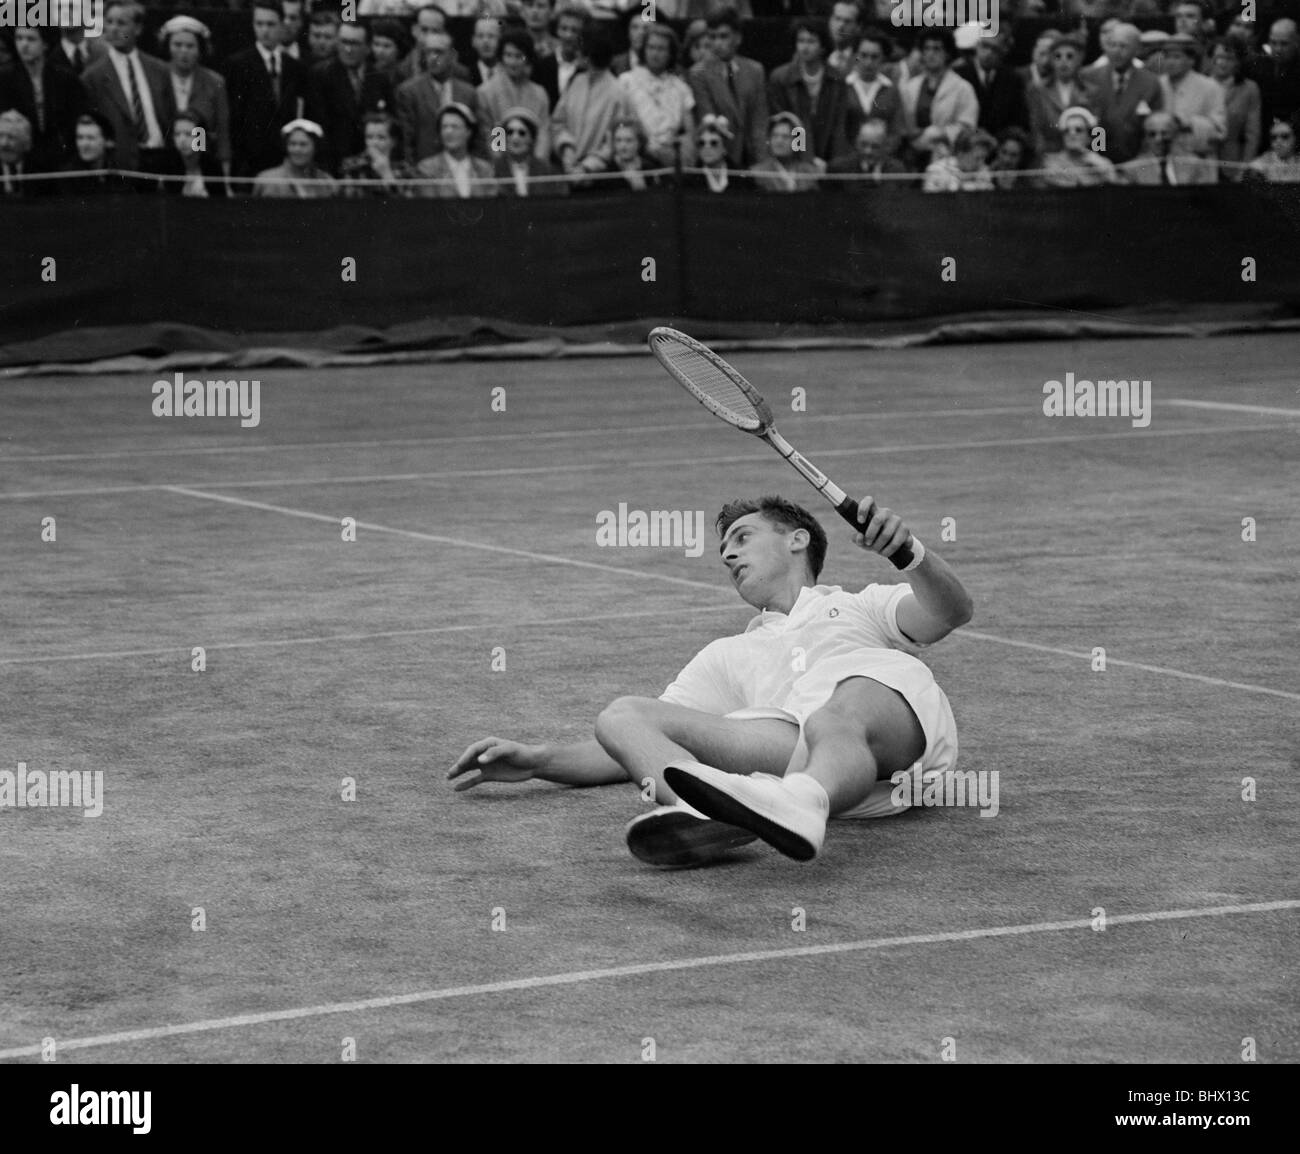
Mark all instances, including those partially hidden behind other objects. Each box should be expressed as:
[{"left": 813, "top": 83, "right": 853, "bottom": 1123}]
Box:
[{"left": 770, "top": 437, "right": 844, "bottom": 502}]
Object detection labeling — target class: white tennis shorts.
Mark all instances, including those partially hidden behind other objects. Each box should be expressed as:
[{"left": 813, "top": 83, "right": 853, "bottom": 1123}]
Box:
[{"left": 723, "top": 650, "right": 958, "bottom": 820}]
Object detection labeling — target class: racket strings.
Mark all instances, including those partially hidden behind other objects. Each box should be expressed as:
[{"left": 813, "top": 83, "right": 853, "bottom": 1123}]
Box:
[{"left": 656, "top": 341, "right": 765, "bottom": 430}]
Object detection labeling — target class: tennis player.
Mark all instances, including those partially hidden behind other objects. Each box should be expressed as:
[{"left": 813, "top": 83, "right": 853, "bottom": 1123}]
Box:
[{"left": 447, "top": 494, "right": 973, "bottom": 867}]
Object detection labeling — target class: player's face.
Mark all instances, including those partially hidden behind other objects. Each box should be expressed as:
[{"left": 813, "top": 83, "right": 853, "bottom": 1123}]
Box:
[{"left": 720, "top": 514, "right": 804, "bottom": 606}]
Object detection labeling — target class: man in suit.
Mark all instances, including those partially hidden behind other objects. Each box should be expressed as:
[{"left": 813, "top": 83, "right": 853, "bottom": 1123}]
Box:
[
  {"left": 309, "top": 20, "right": 395, "bottom": 174},
  {"left": 688, "top": 8, "right": 768, "bottom": 169},
  {"left": 1016, "top": 31, "right": 1055, "bottom": 94},
  {"left": 0, "top": 28, "right": 87, "bottom": 172},
  {"left": 0, "top": 109, "right": 36, "bottom": 195},
  {"left": 826, "top": 116, "right": 906, "bottom": 188},
  {"left": 1249, "top": 19, "right": 1300, "bottom": 145},
  {"left": 1085, "top": 23, "right": 1162, "bottom": 165},
  {"left": 826, "top": 1, "right": 863, "bottom": 77},
  {"left": 1118, "top": 111, "right": 1217, "bottom": 183},
  {"left": 468, "top": 15, "right": 502, "bottom": 87},
  {"left": 280, "top": 0, "right": 306, "bottom": 62},
  {"left": 56, "top": 27, "right": 107, "bottom": 77},
  {"left": 953, "top": 28, "right": 1028, "bottom": 138},
  {"left": 767, "top": 20, "right": 850, "bottom": 163},
  {"left": 395, "top": 28, "right": 479, "bottom": 162},
  {"left": 1025, "top": 32, "right": 1102, "bottom": 159},
  {"left": 81, "top": 0, "right": 174, "bottom": 175},
  {"left": 533, "top": 6, "right": 587, "bottom": 110},
  {"left": 224, "top": 0, "right": 309, "bottom": 181}
]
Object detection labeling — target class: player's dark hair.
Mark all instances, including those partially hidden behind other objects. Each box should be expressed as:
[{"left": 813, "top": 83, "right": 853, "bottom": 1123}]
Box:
[{"left": 716, "top": 496, "right": 828, "bottom": 580}]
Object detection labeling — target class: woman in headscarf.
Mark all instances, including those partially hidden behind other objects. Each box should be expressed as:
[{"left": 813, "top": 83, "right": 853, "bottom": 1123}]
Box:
[
  {"left": 751, "top": 112, "right": 821, "bottom": 192},
  {"left": 415, "top": 102, "right": 496, "bottom": 199}
]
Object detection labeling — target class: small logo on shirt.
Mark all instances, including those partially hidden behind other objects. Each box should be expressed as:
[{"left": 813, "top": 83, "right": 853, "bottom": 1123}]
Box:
[{"left": 828, "top": 608, "right": 840, "bottom": 617}]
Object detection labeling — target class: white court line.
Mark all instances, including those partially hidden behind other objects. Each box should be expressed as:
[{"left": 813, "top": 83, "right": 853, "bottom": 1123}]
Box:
[
  {"left": 955, "top": 630, "right": 1300, "bottom": 703},
  {"left": 153, "top": 485, "right": 1296, "bottom": 704},
  {"left": 162, "top": 486, "right": 725, "bottom": 592},
  {"left": 0, "top": 407, "right": 1031, "bottom": 465},
  {"left": 0, "top": 604, "right": 738, "bottom": 667},
  {"left": 0, "top": 423, "right": 1278, "bottom": 501},
  {"left": 1168, "top": 400, "right": 1300, "bottom": 418},
  {"left": 0, "top": 899, "right": 1293, "bottom": 1060}
]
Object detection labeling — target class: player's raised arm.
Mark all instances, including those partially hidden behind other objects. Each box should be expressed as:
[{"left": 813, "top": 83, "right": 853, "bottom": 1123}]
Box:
[
  {"left": 850, "top": 496, "right": 973, "bottom": 645},
  {"left": 447, "top": 736, "right": 626, "bottom": 792}
]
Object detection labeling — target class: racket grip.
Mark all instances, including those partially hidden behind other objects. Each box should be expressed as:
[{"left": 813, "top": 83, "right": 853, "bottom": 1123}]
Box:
[{"left": 835, "top": 496, "right": 915, "bottom": 571}]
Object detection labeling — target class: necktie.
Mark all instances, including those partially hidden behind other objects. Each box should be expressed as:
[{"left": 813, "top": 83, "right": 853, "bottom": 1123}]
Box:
[
  {"left": 1165, "top": 159, "right": 1176, "bottom": 185},
  {"left": 269, "top": 53, "right": 280, "bottom": 105},
  {"left": 1160, "top": 157, "right": 1171, "bottom": 184},
  {"left": 1115, "top": 70, "right": 1127, "bottom": 96},
  {"left": 351, "top": 67, "right": 363, "bottom": 102},
  {"left": 126, "top": 55, "right": 147, "bottom": 143},
  {"left": 33, "top": 75, "right": 45, "bottom": 133},
  {"left": 74, "top": 45, "right": 86, "bottom": 74},
  {"left": 726, "top": 62, "right": 738, "bottom": 105}
]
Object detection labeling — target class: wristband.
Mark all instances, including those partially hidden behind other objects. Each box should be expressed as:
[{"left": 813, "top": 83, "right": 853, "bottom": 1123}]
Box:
[{"left": 901, "top": 536, "right": 926, "bottom": 572}]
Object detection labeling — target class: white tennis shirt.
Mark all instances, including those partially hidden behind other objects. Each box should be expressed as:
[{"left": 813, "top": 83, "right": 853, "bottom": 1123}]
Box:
[{"left": 659, "top": 583, "right": 928, "bottom": 719}]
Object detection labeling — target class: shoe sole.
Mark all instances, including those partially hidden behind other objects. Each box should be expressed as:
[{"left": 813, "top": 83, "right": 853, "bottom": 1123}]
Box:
[
  {"left": 664, "top": 768, "right": 819, "bottom": 862},
  {"left": 626, "top": 810, "right": 758, "bottom": 869}
]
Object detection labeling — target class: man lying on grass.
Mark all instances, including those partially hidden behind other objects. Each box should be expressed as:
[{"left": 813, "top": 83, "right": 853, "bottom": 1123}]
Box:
[{"left": 448, "top": 494, "right": 973, "bottom": 868}]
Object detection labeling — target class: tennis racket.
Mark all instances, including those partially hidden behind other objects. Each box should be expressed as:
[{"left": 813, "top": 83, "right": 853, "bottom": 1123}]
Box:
[{"left": 648, "top": 326, "right": 915, "bottom": 571}]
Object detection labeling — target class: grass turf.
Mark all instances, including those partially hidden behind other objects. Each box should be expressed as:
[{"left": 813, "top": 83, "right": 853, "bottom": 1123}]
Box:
[{"left": 0, "top": 333, "right": 1296, "bottom": 1062}]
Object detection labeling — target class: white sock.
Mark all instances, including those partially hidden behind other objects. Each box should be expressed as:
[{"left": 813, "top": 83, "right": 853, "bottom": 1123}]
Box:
[{"left": 783, "top": 773, "right": 830, "bottom": 813}]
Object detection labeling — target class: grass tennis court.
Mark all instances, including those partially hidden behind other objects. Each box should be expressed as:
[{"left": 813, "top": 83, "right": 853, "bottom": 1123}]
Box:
[{"left": 1, "top": 332, "right": 1296, "bottom": 1063}]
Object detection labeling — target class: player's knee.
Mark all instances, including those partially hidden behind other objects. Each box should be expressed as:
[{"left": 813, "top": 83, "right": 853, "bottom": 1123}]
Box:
[
  {"left": 804, "top": 701, "right": 868, "bottom": 746},
  {"left": 594, "top": 695, "right": 652, "bottom": 749}
]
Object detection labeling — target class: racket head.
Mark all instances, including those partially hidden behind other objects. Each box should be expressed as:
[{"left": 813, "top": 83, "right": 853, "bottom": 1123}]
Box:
[{"left": 648, "top": 327, "right": 775, "bottom": 434}]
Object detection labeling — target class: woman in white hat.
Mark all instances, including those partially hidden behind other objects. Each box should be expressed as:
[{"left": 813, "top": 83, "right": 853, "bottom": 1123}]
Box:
[
  {"left": 415, "top": 102, "right": 496, "bottom": 198},
  {"left": 252, "top": 120, "right": 337, "bottom": 197},
  {"left": 1041, "top": 105, "right": 1117, "bottom": 186},
  {"left": 159, "top": 15, "right": 231, "bottom": 183}
]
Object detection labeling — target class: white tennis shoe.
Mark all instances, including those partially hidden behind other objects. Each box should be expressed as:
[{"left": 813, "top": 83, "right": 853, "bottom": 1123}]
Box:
[
  {"left": 664, "top": 761, "right": 829, "bottom": 862},
  {"left": 625, "top": 800, "right": 758, "bottom": 868}
]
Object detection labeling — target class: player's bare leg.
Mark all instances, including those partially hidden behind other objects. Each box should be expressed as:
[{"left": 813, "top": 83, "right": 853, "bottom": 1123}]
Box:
[
  {"left": 595, "top": 697, "right": 798, "bottom": 868},
  {"left": 798, "top": 677, "right": 925, "bottom": 811},
  {"left": 665, "top": 677, "right": 925, "bottom": 861},
  {"left": 594, "top": 696, "right": 797, "bottom": 804}
]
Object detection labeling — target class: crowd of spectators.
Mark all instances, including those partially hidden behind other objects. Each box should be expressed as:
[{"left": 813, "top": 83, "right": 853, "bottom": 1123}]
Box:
[{"left": 1, "top": 0, "right": 1298, "bottom": 198}]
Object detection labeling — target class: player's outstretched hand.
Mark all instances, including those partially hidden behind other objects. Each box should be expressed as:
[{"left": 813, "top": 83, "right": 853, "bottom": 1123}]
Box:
[
  {"left": 447, "top": 737, "right": 545, "bottom": 792},
  {"left": 849, "top": 496, "right": 911, "bottom": 560}
]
